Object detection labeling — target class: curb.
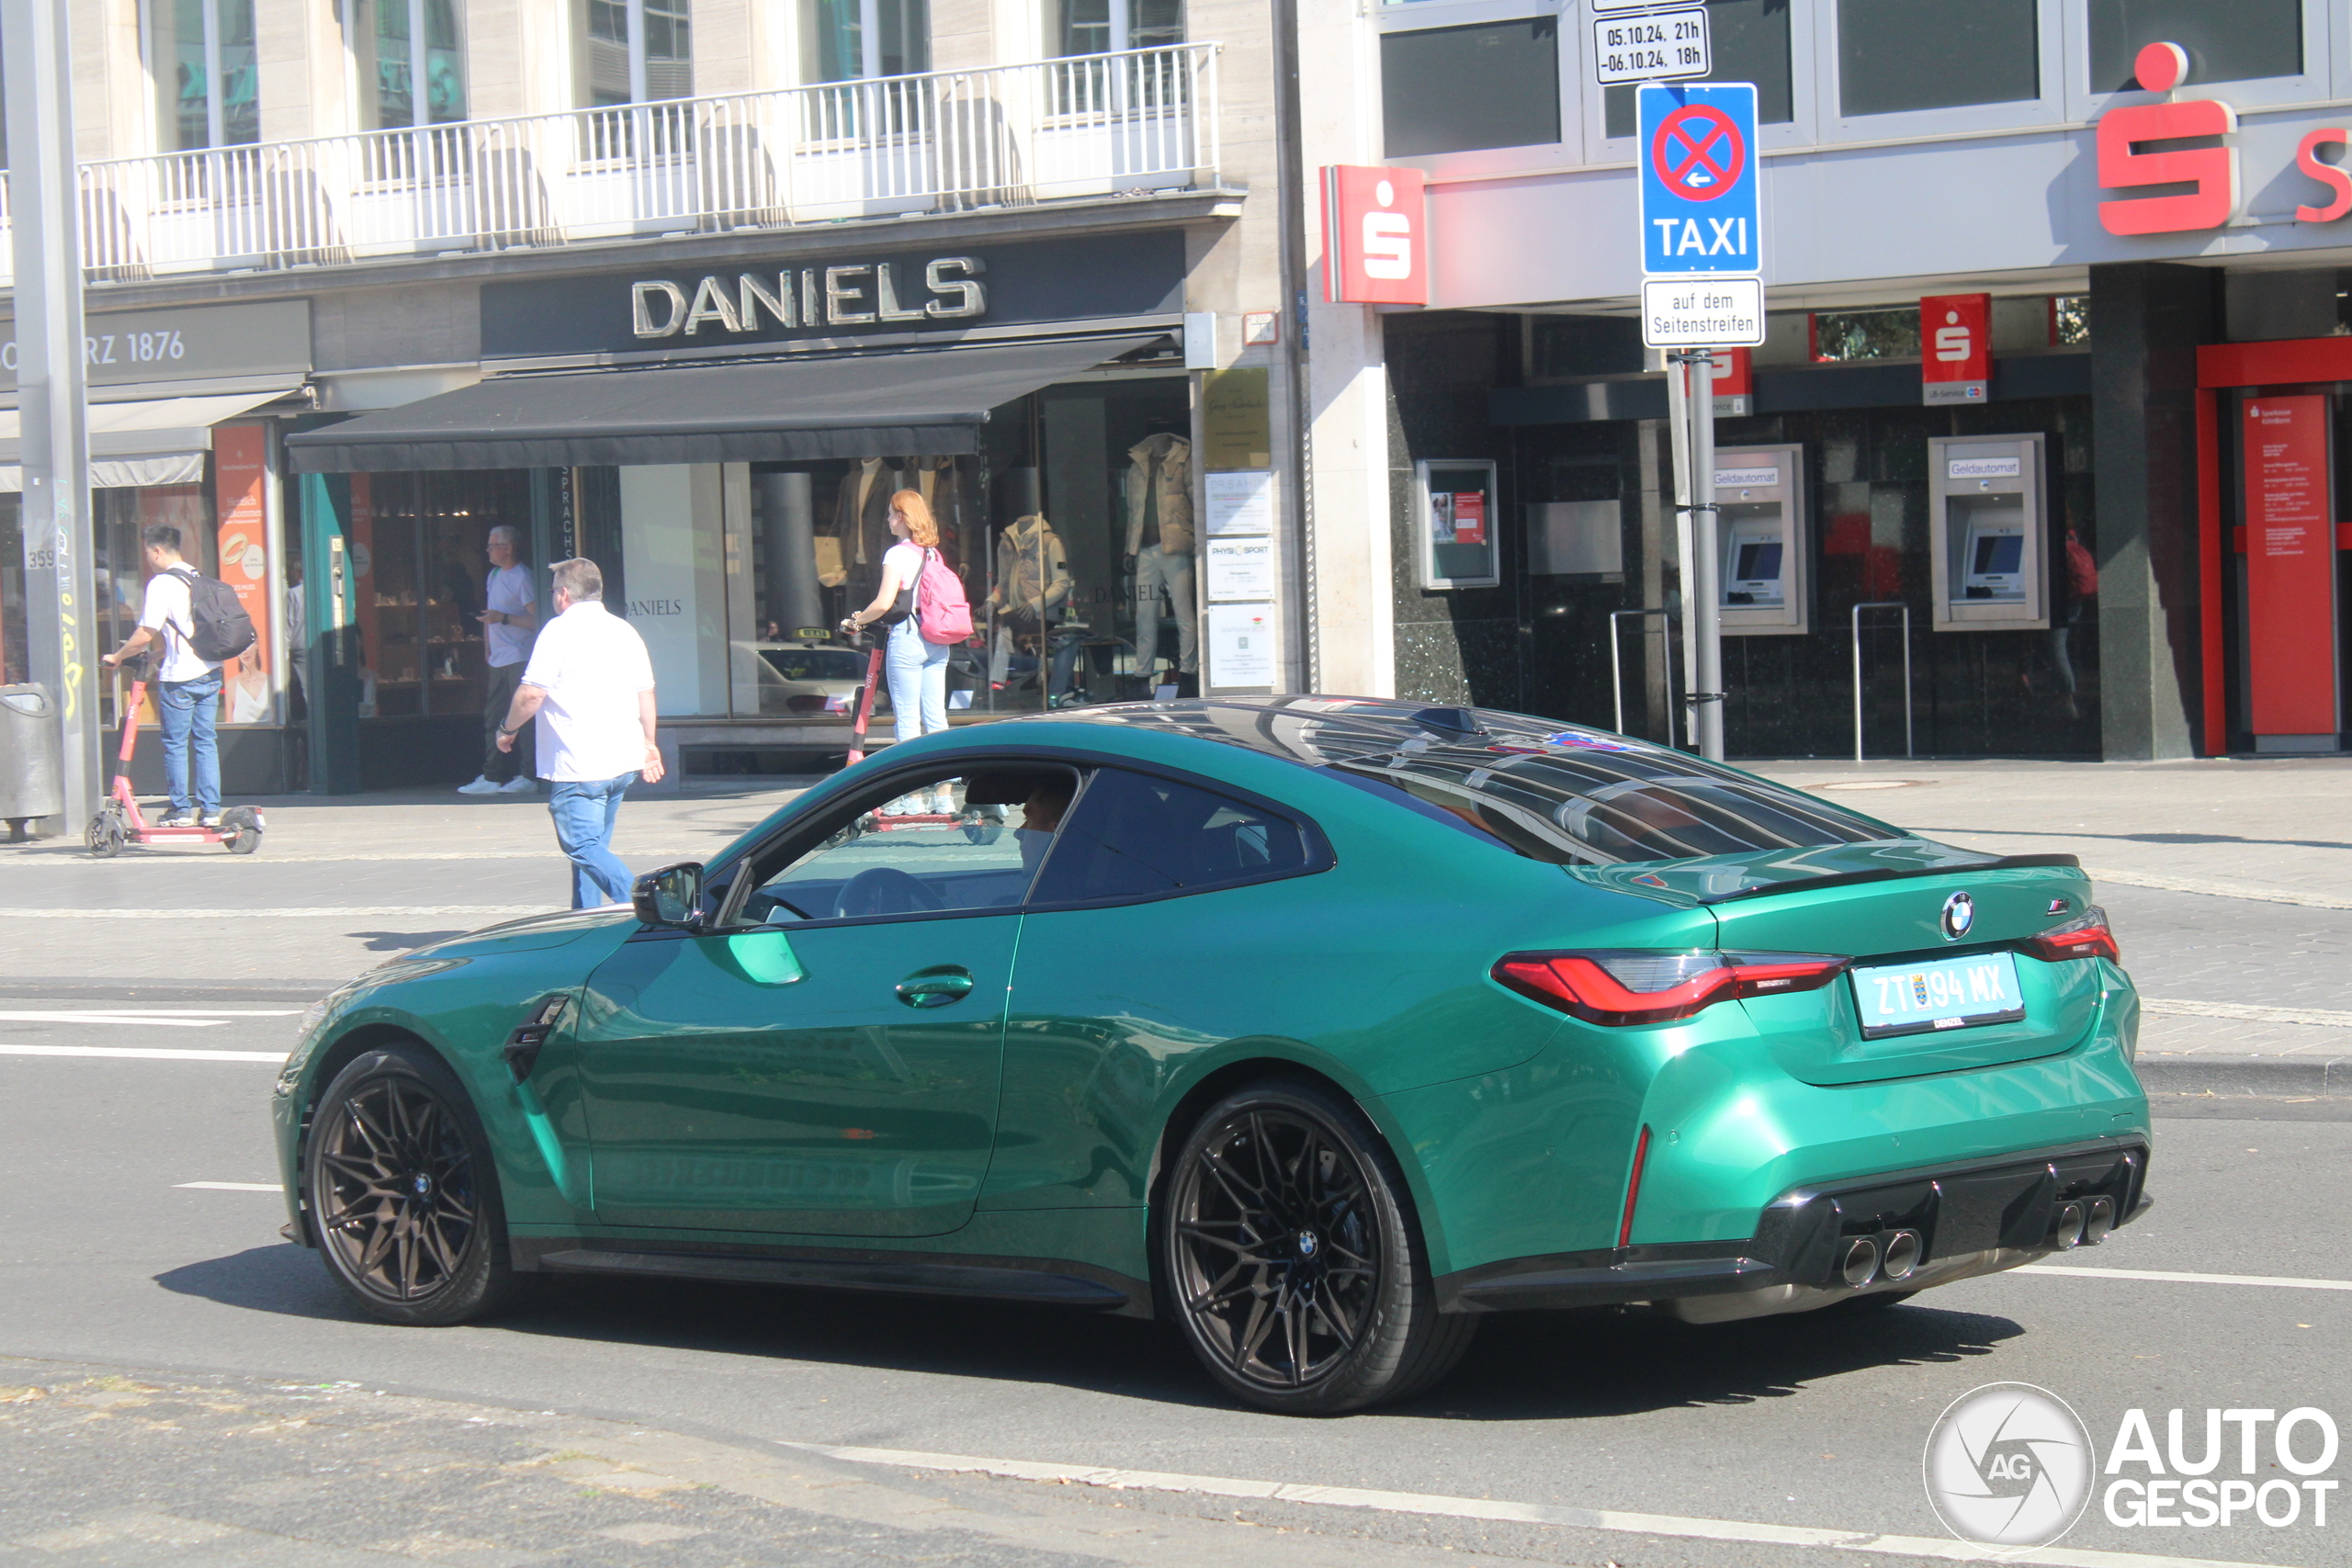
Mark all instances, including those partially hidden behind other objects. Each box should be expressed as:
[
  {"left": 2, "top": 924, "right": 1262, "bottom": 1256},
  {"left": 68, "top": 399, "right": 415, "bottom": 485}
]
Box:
[{"left": 2136, "top": 1053, "right": 2352, "bottom": 1098}]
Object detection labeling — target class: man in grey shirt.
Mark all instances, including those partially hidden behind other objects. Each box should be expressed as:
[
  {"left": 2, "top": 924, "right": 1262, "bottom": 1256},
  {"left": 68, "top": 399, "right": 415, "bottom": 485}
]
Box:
[{"left": 460, "top": 525, "right": 538, "bottom": 795}]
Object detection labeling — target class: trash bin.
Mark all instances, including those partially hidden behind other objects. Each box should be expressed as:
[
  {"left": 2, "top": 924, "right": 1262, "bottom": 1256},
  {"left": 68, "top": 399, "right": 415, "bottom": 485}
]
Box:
[{"left": 0, "top": 683, "right": 64, "bottom": 839}]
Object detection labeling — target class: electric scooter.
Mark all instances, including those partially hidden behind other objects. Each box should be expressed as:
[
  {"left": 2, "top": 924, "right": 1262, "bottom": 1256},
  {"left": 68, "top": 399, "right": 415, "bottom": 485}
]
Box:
[{"left": 85, "top": 678, "right": 266, "bottom": 856}]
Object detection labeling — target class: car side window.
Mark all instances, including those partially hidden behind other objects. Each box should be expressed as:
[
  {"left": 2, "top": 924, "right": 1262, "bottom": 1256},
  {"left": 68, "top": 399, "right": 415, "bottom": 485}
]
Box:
[
  {"left": 1031, "top": 768, "right": 1310, "bottom": 906},
  {"left": 729, "top": 766, "right": 1080, "bottom": 925}
]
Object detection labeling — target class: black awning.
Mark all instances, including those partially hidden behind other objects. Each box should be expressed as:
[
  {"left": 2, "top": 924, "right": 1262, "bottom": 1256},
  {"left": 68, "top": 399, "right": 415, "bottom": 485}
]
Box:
[{"left": 285, "top": 333, "right": 1166, "bottom": 473}]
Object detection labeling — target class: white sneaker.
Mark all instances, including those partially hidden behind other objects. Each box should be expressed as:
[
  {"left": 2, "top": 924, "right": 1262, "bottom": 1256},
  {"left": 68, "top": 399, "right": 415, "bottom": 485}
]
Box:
[
  {"left": 930, "top": 791, "right": 956, "bottom": 816},
  {"left": 497, "top": 775, "right": 537, "bottom": 794},
  {"left": 457, "top": 775, "right": 500, "bottom": 795}
]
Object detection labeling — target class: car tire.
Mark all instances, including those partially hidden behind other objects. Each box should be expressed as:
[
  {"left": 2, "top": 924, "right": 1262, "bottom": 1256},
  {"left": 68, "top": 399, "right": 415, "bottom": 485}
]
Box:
[
  {"left": 303, "top": 1045, "right": 525, "bottom": 1326},
  {"left": 1159, "top": 1079, "right": 1476, "bottom": 1416}
]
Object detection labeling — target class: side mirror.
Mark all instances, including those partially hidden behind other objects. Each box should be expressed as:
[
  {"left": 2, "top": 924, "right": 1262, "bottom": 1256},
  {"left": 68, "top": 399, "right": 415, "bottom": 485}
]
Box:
[{"left": 632, "top": 861, "right": 705, "bottom": 930}]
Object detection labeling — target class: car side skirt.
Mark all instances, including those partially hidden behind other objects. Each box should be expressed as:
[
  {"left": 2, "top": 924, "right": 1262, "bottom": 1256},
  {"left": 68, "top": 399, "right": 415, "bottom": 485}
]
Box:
[
  {"left": 508, "top": 1236, "right": 1155, "bottom": 1317},
  {"left": 1434, "top": 1136, "right": 2149, "bottom": 1316}
]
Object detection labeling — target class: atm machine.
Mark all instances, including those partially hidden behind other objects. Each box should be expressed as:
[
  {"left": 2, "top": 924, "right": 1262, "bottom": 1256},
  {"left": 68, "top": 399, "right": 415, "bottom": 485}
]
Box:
[
  {"left": 1929, "top": 434, "right": 2049, "bottom": 631},
  {"left": 1713, "top": 444, "right": 1808, "bottom": 635}
]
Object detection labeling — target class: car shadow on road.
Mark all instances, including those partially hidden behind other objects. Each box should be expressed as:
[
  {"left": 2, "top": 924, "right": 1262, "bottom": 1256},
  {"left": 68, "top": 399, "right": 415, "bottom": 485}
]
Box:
[{"left": 159, "top": 1247, "right": 2020, "bottom": 1420}]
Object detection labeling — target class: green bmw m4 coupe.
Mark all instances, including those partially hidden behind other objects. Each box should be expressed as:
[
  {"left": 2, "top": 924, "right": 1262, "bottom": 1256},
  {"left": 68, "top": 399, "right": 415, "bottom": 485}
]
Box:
[{"left": 273, "top": 698, "right": 2148, "bottom": 1414}]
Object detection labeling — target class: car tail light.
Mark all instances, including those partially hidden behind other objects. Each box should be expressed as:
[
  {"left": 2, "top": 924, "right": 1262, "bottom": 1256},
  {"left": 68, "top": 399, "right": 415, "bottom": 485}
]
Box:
[
  {"left": 1491, "top": 949, "right": 1849, "bottom": 1025},
  {"left": 2024, "top": 905, "right": 2120, "bottom": 963}
]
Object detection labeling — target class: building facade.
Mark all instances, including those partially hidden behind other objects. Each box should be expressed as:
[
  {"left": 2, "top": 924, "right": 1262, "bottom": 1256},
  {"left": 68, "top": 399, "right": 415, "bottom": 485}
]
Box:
[
  {"left": 1299, "top": 0, "right": 2352, "bottom": 761},
  {"left": 1, "top": 0, "right": 1303, "bottom": 793}
]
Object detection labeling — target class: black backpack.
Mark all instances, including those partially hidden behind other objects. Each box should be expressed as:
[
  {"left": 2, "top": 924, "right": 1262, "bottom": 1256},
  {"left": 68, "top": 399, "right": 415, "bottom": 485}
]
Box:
[{"left": 168, "top": 565, "right": 257, "bottom": 662}]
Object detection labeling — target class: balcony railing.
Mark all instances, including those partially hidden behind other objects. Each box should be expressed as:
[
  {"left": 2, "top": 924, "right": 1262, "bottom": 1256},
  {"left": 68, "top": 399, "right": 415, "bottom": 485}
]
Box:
[{"left": 0, "top": 44, "right": 1219, "bottom": 285}]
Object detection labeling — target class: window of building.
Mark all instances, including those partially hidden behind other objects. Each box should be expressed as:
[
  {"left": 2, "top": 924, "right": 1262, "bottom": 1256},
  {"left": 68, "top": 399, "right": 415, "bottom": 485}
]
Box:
[
  {"left": 804, "top": 0, "right": 931, "bottom": 83},
  {"left": 151, "top": 0, "right": 259, "bottom": 151},
  {"left": 1046, "top": 0, "right": 1182, "bottom": 56},
  {"left": 1837, "top": 0, "right": 2038, "bottom": 118},
  {"left": 352, "top": 0, "right": 468, "bottom": 130},
  {"left": 2087, "top": 0, "right": 2301, "bottom": 93},
  {"left": 1033, "top": 769, "right": 1313, "bottom": 905},
  {"left": 1811, "top": 308, "right": 1920, "bottom": 361},
  {"left": 2052, "top": 296, "right": 2089, "bottom": 345},
  {"left": 1603, "top": 0, "right": 1790, "bottom": 139},
  {"left": 576, "top": 0, "right": 695, "bottom": 107},
  {"left": 342, "top": 471, "right": 535, "bottom": 724},
  {"left": 1382, "top": 19, "right": 1560, "bottom": 157}
]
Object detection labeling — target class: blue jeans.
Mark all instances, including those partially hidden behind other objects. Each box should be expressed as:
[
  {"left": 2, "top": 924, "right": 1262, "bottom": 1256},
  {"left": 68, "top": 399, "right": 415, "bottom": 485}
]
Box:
[
  {"left": 548, "top": 772, "right": 637, "bottom": 909},
  {"left": 887, "top": 620, "right": 951, "bottom": 744},
  {"left": 156, "top": 671, "right": 222, "bottom": 815}
]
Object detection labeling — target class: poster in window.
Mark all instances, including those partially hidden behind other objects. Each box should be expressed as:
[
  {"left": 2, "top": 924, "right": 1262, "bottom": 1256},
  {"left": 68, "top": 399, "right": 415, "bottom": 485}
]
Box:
[
  {"left": 1451, "top": 491, "right": 1487, "bottom": 545},
  {"left": 212, "top": 424, "right": 274, "bottom": 724},
  {"left": 1208, "top": 603, "right": 1275, "bottom": 688}
]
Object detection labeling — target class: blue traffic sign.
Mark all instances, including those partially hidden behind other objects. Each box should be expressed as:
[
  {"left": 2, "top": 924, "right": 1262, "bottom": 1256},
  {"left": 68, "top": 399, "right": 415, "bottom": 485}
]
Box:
[{"left": 1638, "top": 82, "right": 1761, "bottom": 276}]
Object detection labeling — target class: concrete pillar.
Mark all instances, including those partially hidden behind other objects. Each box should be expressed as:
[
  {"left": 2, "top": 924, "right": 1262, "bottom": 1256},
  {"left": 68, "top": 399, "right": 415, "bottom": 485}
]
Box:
[
  {"left": 2088, "top": 262, "right": 2220, "bottom": 760},
  {"left": 757, "top": 472, "right": 824, "bottom": 635},
  {"left": 466, "top": 0, "right": 578, "bottom": 118},
  {"left": 255, "top": 0, "right": 350, "bottom": 141}
]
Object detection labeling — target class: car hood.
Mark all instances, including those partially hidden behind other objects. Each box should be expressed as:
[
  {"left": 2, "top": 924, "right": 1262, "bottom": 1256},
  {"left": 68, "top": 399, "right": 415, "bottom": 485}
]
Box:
[{"left": 373, "top": 905, "right": 639, "bottom": 967}]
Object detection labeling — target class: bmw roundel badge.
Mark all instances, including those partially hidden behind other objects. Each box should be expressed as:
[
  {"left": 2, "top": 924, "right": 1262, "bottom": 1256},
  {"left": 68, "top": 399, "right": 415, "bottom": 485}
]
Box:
[{"left": 1940, "top": 892, "right": 1975, "bottom": 942}]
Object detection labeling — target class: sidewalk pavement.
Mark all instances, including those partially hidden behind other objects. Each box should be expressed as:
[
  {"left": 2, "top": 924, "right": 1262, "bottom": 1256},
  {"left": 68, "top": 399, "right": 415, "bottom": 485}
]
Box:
[{"left": 3, "top": 757, "right": 2346, "bottom": 1093}]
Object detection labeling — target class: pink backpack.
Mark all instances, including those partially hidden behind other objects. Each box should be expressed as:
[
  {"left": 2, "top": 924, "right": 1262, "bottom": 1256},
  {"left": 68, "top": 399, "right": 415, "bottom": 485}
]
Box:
[{"left": 915, "top": 547, "right": 975, "bottom": 643}]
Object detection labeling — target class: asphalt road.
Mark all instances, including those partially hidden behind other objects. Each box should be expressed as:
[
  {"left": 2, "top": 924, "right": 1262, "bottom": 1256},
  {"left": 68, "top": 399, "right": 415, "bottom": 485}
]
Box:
[{"left": 1, "top": 995, "right": 2346, "bottom": 1568}]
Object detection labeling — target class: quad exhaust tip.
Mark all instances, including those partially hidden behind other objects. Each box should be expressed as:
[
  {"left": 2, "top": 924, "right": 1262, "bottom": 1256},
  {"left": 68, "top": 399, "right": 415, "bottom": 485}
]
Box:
[
  {"left": 1881, "top": 1229, "right": 1922, "bottom": 1281},
  {"left": 1838, "top": 1235, "right": 1881, "bottom": 1288},
  {"left": 2050, "top": 1201, "right": 2087, "bottom": 1249},
  {"left": 2082, "top": 1194, "right": 2115, "bottom": 1246}
]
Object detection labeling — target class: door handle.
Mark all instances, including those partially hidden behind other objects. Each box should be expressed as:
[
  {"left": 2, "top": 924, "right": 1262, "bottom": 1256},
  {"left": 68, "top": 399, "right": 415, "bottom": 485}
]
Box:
[{"left": 895, "top": 967, "right": 975, "bottom": 1009}]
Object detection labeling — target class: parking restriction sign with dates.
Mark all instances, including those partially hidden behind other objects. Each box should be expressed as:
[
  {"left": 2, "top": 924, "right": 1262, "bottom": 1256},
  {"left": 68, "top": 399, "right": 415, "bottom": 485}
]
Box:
[{"left": 1592, "top": 6, "right": 1709, "bottom": 87}]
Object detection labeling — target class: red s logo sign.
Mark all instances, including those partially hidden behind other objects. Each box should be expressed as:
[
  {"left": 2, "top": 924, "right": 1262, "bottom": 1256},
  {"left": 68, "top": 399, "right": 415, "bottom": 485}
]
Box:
[{"left": 2097, "top": 40, "right": 2239, "bottom": 236}]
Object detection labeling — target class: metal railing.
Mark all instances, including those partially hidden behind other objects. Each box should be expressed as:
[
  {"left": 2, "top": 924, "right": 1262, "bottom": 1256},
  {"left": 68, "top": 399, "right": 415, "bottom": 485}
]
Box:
[
  {"left": 1850, "top": 601, "right": 1915, "bottom": 762},
  {"left": 0, "top": 45, "right": 1219, "bottom": 284}
]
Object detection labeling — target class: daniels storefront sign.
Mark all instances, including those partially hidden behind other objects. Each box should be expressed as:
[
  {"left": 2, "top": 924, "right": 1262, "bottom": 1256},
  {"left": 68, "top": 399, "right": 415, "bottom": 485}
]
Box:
[
  {"left": 2099, "top": 40, "right": 2352, "bottom": 234},
  {"left": 481, "top": 230, "right": 1185, "bottom": 363}
]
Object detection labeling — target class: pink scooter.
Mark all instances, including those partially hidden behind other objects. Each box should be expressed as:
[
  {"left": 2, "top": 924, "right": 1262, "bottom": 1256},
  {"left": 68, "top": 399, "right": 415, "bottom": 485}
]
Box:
[{"left": 85, "top": 678, "right": 265, "bottom": 856}]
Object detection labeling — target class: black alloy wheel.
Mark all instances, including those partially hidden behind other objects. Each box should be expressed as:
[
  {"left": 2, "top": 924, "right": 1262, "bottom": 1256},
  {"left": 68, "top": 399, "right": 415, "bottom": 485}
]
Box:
[
  {"left": 1161, "top": 1080, "right": 1476, "bottom": 1415},
  {"left": 305, "top": 1046, "right": 523, "bottom": 1326}
]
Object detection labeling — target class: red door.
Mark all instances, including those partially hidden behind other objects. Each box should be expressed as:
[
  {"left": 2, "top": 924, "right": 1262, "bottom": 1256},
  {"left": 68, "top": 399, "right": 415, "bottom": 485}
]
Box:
[{"left": 2241, "top": 394, "right": 2339, "bottom": 745}]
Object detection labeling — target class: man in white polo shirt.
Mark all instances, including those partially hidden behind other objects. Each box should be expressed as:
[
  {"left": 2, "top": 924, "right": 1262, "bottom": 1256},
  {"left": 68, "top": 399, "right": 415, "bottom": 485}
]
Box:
[{"left": 493, "top": 558, "right": 663, "bottom": 908}]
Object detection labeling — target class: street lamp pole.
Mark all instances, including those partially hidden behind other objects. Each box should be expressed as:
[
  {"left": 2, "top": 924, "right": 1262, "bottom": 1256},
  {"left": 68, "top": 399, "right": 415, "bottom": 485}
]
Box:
[{"left": 4, "top": 0, "right": 97, "bottom": 836}]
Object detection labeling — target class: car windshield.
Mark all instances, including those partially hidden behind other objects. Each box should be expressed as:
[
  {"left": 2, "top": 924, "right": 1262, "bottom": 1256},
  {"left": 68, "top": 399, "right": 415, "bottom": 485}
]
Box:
[
  {"left": 1320, "top": 737, "right": 1893, "bottom": 867},
  {"left": 759, "top": 648, "right": 865, "bottom": 682}
]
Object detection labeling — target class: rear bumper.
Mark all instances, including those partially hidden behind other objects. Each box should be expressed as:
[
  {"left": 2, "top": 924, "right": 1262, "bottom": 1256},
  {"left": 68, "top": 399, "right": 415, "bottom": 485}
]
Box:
[{"left": 1434, "top": 1136, "right": 2148, "bottom": 1316}]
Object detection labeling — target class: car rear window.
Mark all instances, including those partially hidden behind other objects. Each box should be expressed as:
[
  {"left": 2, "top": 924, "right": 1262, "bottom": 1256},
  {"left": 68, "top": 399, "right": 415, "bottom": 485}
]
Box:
[{"left": 1325, "top": 741, "right": 1893, "bottom": 867}]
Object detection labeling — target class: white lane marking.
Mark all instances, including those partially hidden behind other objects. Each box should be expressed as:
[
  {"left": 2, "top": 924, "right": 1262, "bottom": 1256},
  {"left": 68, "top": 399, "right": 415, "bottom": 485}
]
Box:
[
  {"left": 783, "top": 1441, "right": 2278, "bottom": 1568},
  {"left": 2138, "top": 997, "right": 2352, "bottom": 1028},
  {"left": 0, "top": 1010, "right": 304, "bottom": 1030},
  {"left": 175, "top": 1181, "right": 281, "bottom": 1191},
  {"left": 0, "top": 906, "right": 559, "bottom": 919},
  {"left": 0, "top": 1011, "right": 226, "bottom": 1029},
  {"left": 0, "top": 1043, "right": 286, "bottom": 1063},
  {"left": 2017, "top": 1264, "right": 2352, "bottom": 1292},
  {"left": 2085, "top": 865, "right": 2352, "bottom": 910}
]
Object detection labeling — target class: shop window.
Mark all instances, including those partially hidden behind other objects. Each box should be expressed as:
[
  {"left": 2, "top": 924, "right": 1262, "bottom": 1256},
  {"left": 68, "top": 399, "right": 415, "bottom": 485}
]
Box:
[
  {"left": 576, "top": 0, "right": 694, "bottom": 107},
  {"left": 151, "top": 0, "right": 259, "bottom": 152},
  {"left": 1383, "top": 19, "right": 1560, "bottom": 157},
  {"left": 1837, "top": 0, "right": 2038, "bottom": 118},
  {"left": 2088, "top": 0, "right": 2300, "bottom": 92},
  {"left": 1811, "top": 307, "right": 1919, "bottom": 362},
  {"left": 1603, "top": 0, "right": 1790, "bottom": 139},
  {"left": 1046, "top": 0, "right": 1182, "bottom": 56},
  {"left": 352, "top": 0, "right": 468, "bottom": 130},
  {"left": 804, "top": 0, "right": 931, "bottom": 83},
  {"left": 347, "top": 471, "right": 533, "bottom": 724},
  {"left": 2052, "top": 296, "right": 2089, "bottom": 345},
  {"left": 1033, "top": 769, "right": 1312, "bottom": 905},
  {"left": 1530, "top": 315, "right": 1646, "bottom": 380}
]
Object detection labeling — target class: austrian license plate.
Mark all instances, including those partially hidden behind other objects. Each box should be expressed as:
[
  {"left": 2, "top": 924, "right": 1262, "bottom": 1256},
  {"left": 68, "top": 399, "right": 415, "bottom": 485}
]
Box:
[{"left": 1850, "top": 952, "right": 2026, "bottom": 1039}]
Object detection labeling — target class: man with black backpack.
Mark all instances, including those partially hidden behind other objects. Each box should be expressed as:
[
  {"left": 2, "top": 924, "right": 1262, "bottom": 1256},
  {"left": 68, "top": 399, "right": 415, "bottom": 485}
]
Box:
[{"left": 100, "top": 524, "right": 255, "bottom": 828}]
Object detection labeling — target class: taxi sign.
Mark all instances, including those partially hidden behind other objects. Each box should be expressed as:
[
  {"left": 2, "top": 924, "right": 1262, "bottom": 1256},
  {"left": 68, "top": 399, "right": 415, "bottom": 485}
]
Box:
[{"left": 1638, "top": 82, "right": 1761, "bottom": 277}]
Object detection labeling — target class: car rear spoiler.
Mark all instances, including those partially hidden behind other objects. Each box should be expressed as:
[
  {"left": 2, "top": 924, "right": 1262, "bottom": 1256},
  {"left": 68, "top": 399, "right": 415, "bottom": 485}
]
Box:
[{"left": 1696, "top": 852, "right": 2084, "bottom": 906}]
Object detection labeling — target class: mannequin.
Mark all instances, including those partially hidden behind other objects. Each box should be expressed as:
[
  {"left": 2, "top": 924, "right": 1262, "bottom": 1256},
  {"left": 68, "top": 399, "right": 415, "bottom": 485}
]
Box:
[
  {"left": 987, "top": 513, "right": 1072, "bottom": 688},
  {"left": 1125, "top": 428, "right": 1196, "bottom": 681}
]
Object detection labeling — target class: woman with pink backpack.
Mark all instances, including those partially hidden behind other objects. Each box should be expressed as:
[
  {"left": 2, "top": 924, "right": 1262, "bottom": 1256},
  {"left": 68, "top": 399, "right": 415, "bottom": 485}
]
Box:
[{"left": 839, "top": 489, "right": 974, "bottom": 814}]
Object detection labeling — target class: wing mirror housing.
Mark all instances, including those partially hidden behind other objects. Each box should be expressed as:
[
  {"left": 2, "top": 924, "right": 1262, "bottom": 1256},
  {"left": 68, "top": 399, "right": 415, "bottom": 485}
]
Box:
[{"left": 632, "top": 861, "right": 705, "bottom": 930}]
